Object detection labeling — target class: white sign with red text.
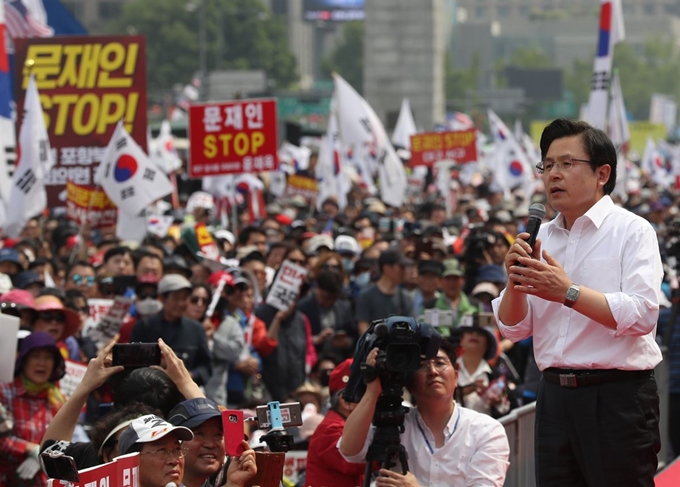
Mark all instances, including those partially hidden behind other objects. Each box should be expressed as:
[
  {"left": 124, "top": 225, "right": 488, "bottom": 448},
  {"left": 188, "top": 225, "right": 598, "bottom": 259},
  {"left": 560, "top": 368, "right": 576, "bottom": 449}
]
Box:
[{"left": 265, "top": 260, "right": 308, "bottom": 311}]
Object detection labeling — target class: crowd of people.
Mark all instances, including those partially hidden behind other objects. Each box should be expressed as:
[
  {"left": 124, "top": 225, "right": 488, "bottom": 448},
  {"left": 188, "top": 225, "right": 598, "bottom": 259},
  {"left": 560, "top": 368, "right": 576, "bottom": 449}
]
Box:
[{"left": 0, "top": 117, "right": 678, "bottom": 486}]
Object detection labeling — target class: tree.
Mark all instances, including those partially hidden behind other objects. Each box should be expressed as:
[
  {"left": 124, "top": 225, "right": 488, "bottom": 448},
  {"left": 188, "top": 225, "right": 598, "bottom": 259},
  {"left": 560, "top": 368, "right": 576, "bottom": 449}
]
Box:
[
  {"left": 320, "top": 21, "right": 363, "bottom": 93},
  {"left": 106, "top": 0, "right": 297, "bottom": 92}
]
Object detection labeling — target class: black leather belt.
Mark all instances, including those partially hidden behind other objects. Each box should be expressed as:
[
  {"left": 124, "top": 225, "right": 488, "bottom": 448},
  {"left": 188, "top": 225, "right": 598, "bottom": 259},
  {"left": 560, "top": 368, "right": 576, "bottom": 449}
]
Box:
[{"left": 542, "top": 368, "right": 653, "bottom": 388}]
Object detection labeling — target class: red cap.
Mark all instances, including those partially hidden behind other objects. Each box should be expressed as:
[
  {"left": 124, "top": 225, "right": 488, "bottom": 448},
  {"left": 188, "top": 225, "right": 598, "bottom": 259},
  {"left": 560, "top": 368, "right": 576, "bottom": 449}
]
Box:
[
  {"left": 329, "top": 359, "right": 353, "bottom": 396},
  {"left": 275, "top": 214, "right": 293, "bottom": 226},
  {"left": 207, "top": 270, "right": 235, "bottom": 288},
  {"left": 137, "top": 273, "right": 160, "bottom": 285}
]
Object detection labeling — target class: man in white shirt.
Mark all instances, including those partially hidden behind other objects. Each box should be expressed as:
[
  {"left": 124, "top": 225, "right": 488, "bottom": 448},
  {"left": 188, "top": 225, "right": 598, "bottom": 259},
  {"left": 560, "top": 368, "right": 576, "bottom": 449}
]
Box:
[
  {"left": 493, "top": 118, "right": 662, "bottom": 487},
  {"left": 338, "top": 339, "right": 509, "bottom": 487}
]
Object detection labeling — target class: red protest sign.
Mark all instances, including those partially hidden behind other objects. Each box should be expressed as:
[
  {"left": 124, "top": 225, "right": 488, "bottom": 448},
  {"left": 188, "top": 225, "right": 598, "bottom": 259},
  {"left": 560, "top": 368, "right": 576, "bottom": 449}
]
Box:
[
  {"left": 13, "top": 36, "right": 147, "bottom": 209},
  {"left": 410, "top": 129, "right": 477, "bottom": 167},
  {"left": 188, "top": 99, "right": 278, "bottom": 177},
  {"left": 65, "top": 180, "right": 117, "bottom": 228}
]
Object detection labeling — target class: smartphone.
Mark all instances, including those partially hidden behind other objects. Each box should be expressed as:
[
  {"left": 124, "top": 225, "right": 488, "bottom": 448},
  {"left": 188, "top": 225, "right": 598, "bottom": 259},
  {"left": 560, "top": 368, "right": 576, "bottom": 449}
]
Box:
[
  {"left": 112, "top": 275, "right": 137, "bottom": 295},
  {"left": 112, "top": 343, "right": 161, "bottom": 367},
  {"left": 222, "top": 409, "right": 245, "bottom": 457},
  {"left": 40, "top": 452, "right": 80, "bottom": 482},
  {"left": 255, "top": 402, "right": 303, "bottom": 429}
]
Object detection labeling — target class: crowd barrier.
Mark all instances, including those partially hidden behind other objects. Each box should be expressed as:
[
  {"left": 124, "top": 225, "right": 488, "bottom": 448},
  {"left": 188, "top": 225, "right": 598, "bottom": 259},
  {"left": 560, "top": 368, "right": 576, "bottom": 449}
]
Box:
[{"left": 498, "top": 346, "right": 671, "bottom": 486}]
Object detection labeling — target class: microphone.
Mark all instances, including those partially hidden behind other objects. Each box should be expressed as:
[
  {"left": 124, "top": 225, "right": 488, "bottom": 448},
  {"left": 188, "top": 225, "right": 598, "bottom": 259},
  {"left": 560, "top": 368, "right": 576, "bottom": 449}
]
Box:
[
  {"left": 514, "top": 203, "right": 546, "bottom": 283},
  {"left": 165, "top": 483, "right": 178, "bottom": 487},
  {"left": 522, "top": 203, "right": 547, "bottom": 252}
]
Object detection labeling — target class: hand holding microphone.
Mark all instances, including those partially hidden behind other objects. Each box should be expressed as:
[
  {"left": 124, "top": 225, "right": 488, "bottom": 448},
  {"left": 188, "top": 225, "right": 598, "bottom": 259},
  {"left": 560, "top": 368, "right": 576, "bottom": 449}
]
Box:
[{"left": 512, "top": 203, "right": 546, "bottom": 285}]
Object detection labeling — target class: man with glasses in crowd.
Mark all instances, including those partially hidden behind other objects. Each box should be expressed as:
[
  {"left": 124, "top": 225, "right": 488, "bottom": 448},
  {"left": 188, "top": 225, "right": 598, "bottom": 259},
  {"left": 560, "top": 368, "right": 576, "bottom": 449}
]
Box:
[
  {"left": 494, "top": 118, "right": 663, "bottom": 486},
  {"left": 339, "top": 339, "right": 509, "bottom": 486}
]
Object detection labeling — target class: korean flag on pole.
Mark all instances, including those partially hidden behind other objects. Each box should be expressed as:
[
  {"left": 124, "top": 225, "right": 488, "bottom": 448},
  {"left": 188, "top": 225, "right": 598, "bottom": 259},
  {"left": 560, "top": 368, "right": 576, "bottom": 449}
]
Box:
[
  {"left": 95, "top": 121, "right": 173, "bottom": 217},
  {"left": 5, "top": 74, "right": 54, "bottom": 238}
]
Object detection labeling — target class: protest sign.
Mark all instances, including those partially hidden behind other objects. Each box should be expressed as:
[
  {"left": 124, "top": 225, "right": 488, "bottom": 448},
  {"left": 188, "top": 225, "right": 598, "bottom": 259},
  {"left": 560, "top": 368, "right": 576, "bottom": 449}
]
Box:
[
  {"left": 60, "top": 360, "right": 89, "bottom": 399},
  {"left": 66, "top": 181, "right": 117, "bottom": 228},
  {"left": 188, "top": 99, "right": 278, "bottom": 177},
  {"left": 47, "top": 452, "right": 139, "bottom": 487},
  {"left": 265, "top": 260, "right": 307, "bottom": 311},
  {"left": 0, "top": 314, "right": 20, "bottom": 382},
  {"left": 283, "top": 451, "right": 308, "bottom": 484},
  {"left": 284, "top": 174, "right": 318, "bottom": 200},
  {"left": 13, "top": 36, "right": 147, "bottom": 210},
  {"left": 88, "top": 296, "right": 133, "bottom": 346},
  {"left": 410, "top": 129, "right": 477, "bottom": 167},
  {"left": 195, "top": 222, "right": 220, "bottom": 261}
]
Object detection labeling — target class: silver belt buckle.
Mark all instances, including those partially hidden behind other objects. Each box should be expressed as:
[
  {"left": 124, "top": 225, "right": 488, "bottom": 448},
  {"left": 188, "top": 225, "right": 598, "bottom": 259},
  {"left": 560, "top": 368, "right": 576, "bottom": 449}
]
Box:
[{"left": 559, "top": 373, "right": 578, "bottom": 388}]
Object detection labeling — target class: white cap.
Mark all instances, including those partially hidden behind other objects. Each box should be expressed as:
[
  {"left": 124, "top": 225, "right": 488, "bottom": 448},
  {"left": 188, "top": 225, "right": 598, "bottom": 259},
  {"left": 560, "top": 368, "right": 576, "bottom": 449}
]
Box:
[
  {"left": 308, "top": 234, "right": 334, "bottom": 254},
  {"left": 334, "top": 235, "right": 360, "bottom": 256},
  {"left": 118, "top": 414, "right": 193, "bottom": 455}
]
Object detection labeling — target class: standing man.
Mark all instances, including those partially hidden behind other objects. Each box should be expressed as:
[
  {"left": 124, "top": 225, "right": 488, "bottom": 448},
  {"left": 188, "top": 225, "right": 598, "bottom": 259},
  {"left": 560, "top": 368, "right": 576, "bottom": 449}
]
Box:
[
  {"left": 493, "top": 118, "right": 662, "bottom": 486},
  {"left": 356, "top": 248, "right": 414, "bottom": 335},
  {"left": 305, "top": 359, "right": 365, "bottom": 487}
]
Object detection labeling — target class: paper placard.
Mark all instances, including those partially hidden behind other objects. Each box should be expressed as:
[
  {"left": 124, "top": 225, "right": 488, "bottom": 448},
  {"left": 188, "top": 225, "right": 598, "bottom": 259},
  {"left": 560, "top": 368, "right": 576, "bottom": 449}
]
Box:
[
  {"left": 265, "top": 260, "right": 308, "bottom": 311},
  {"left": 60, "top": 360, "right": 89, "bottom": 399},
  {"left": 0, "top": 314, "right": 20, "bottom": 382}
]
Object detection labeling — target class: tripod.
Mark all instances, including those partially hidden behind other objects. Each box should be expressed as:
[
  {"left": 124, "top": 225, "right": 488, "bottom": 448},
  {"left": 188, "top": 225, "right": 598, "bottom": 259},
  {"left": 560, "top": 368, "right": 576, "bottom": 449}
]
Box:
[{"left": 362, "top": 380, "right": 410, "bottom": 487}]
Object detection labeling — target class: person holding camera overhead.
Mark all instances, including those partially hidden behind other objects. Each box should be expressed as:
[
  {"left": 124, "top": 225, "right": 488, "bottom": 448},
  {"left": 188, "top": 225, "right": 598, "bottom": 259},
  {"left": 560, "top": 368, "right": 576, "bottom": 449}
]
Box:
[{"left": 338, "top": 339, "right": 509, "bottom": 487}]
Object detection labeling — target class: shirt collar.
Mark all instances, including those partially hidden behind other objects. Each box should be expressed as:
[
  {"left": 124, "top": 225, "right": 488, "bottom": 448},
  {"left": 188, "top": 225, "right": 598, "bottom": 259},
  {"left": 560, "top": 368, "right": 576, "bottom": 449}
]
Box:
[
  {"left": 546, "top": 195, "right": 613, "bottom": 235},
  {"left": 415, "top": 401, "right": 459, "bottom": 437}
]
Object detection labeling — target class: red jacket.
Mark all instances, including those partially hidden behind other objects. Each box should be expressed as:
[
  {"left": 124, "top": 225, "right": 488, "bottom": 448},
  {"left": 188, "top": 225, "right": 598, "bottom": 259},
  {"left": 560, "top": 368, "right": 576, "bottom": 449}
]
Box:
[{"left": 304, "top": 410, "right": 365, "bottom": 487}]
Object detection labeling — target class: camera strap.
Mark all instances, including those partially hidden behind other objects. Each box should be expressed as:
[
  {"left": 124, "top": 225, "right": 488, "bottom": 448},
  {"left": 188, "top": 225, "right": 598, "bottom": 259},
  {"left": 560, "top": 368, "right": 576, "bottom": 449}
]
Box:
[{"left": 415, "top": 406, "right": 460, "bottom": 454}]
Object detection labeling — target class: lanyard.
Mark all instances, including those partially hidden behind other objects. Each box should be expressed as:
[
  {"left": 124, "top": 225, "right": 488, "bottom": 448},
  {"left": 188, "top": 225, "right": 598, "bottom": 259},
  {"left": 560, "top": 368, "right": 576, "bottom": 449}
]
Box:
[{"left": 416, "top": 407, "right": 461, "bottom": 455}]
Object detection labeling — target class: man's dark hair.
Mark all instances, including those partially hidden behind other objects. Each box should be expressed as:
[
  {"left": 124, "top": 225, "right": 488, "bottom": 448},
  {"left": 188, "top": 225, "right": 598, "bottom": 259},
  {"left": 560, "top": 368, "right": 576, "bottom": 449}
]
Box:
[
  {"left": 65, "top": 260, "right": 95, "bottom": 279},
  {"left": 539, "top": 118, "right": 617, "bottom": 195},
  {"left": 112, "top": 367, "right": 185, "bottom": 418},
  {"left": 238, "top": 226, "right": 266, "bottom": 246},
  {"left": 316, "top": 269, "right": 343, "bottom": 295},
  {"left": 103, "top": 246, "right": 134, "bottom": 264},
  {"left": 65, "top": 289, "right": 86, "bottom": 306},
  {"left": 132, "top": 250, "right": 165, "bottom": 271},
  {"left": 97, "top": 238, "right": 121, "bottom": 250},
  {"left": 240, "top": 251, "right": 266, "bottom": 267},
  {"left": 37, "top": 287, "right": 66, "bottom": 303},
  {"left": 90, "top": 403, "right": 162, "bottom": 459}
]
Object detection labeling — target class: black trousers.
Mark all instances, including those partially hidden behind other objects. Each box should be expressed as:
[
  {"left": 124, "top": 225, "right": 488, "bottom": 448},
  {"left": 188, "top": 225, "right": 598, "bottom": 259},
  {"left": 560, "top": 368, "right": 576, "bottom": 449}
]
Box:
[{"left": 535, "top": 373, "right": 660, "bottom": 487}]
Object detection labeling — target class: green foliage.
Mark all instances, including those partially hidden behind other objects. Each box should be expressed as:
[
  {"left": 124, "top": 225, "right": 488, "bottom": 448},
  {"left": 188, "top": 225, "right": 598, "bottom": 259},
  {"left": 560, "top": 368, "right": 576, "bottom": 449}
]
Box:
[
  {"left": 445, "top": 51, "right": 480, "bottom": 102},
  {"left": 320, "top": 21, "right": 364, "bottom": 93},
  {"left": 106, "top": 0, "right": 297, "bottom": 92}
]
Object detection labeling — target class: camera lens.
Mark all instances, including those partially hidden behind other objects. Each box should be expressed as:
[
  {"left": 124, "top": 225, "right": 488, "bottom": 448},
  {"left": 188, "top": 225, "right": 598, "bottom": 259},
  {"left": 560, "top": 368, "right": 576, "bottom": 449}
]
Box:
[
  {"left": 385, "top": 343, "right": 421, "bottom": 372},
  {"left": 229, "top": 415, "right": 237, "bottom": 423}
]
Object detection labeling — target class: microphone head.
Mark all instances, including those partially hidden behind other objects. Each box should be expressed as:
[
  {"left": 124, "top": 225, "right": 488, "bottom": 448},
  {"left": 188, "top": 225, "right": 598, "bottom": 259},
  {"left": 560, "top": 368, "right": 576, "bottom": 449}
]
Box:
[
  {"left": 165, "top": 483, "right": 178, "bottom": 487},
  {"left": 528, "top": 203, "right": 546, "bottom": 220}
]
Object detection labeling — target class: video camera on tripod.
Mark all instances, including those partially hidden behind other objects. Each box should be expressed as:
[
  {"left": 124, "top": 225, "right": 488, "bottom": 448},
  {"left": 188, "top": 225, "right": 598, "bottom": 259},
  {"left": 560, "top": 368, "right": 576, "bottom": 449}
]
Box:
[{"left": 343, "top": 316, "right": 442, "bottom": 485}]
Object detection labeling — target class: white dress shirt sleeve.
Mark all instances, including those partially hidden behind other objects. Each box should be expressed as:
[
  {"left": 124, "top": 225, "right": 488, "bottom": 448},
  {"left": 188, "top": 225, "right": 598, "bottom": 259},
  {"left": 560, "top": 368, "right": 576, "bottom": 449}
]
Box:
[
  {"left": 464, "top": 417, "right": 510, "bottom": 486},
  {"left": 604, "top": 219, "right": 662, "bottom": 338},
  {"left": 491, "top": 290, "right": 535, "bottom": 342},
  {"left": 337, "top": 425, "right": 375, "bottom": 464}
]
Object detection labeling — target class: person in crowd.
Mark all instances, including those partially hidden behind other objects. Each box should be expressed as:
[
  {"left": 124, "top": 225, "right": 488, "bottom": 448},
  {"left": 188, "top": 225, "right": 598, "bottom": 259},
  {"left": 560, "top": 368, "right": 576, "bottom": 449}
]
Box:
[
  {"left": 0, "top": 247, "right": 25, "bottom": 283},
  {"left": 239, "top": 248, "right": 268, "bottom": 299},
  {"left": 64, "top": 289, "right": 98, "bottom": 361},
  {"left": 334, "top": 235, "right": 361, "bottom": 276},
  {"left": 413, "top": 259, "right": 444, "bottom": 318},
  {"left": 494, "top": 118, "right": 662, "bottom": 486},
  {"left": 305, "top": 359, "right": 365, "bottom": 487},
  {"left": 130, "top": 274, "right": 212, "bottom": 386},
  {"left": 435, "top": 259, "right": 479, "bottom": 329},
  {"left": 455, "top": 319, "right": 510, "bottom": 418},
  {"left": 255, "top": 247, "right": 317, "bottom": 401},
  {"left": 118, "top": 414, "right": 194, "bottom": 487},
  {"left": 265, "top": 241, "right": 290, "bottom": 271},
  {"left": 30, "top": 294, "right": 81, "bottom": 359},
  {"left": 164, "top": 254, "right": 193, "bottom": 279},
  {"left": 0, "top": 332, "right": 67, "bottom": 486},
  {"left": 297, "top": 269, "right": 355, "bottom": 358},
  {"left": 355, "top": 247, "right": 415, "bottom": 335},
  {"left": 0, "top": 289, "right": 37, "bottom": 329},
  {"left": 64, "top": 261, "right": 97, "bottom": 299},
  {"left": 14, "top": 270, "right": 46, "bottom": 297},
  {"left": 134, "top": 251, "right": 165, "bottom": 280},
  {"left": 168, "top": 397, "right": 257, "bottom": 487},
  {"left": 237, "top": 226, "right": 268, "bottom": 256},
  {"left": 102, "top": 246, "right": 135, "bottom": 276},
  {"left": 185, "top": 282, "right": 212, "bottom": 329},
  {"left": 339, "top": 339, "right": 509, "bottom": 486}
]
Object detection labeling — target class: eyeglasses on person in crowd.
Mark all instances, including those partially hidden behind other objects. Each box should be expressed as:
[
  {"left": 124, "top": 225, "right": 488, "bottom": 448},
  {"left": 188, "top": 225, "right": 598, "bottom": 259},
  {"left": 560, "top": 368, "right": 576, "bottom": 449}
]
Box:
[
  {"left": 37, "top": 311, "right": 66, "bottom": 323},
  {"left": 190, "top": 295, "right": 208, "bottom": 305},
  {"left": 141, "top": 446, "right": 189, "bottom": 460},
  {"left": 535, "top": 157, "right": 591, "bottom": 175},
  {"left": 288, "top": 258, "right": 306, "bottom": 266},
  {"left": 138, "top": 292, "right": 158, "bottom": 300},
  {"left": 71, "top": 274, "right": 96, "bottom": 287},
  {"left": 417, "top": 357, "right": 452, "bottom": 373},
  {"left": 321, "top": 263, "right": 341, "bottom": 271}
]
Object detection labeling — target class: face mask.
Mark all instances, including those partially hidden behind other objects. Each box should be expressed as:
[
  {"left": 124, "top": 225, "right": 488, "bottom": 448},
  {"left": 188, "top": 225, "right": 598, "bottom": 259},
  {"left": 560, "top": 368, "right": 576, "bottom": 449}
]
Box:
[
  {"left": 137, "top": 298, "right": 163, "bottom": 316},
  {"left": 355, "top": 272, "right": 371, "bottom": 288},
  {"left": 342, "top": 257, "right": 355, "bottom": 274}
]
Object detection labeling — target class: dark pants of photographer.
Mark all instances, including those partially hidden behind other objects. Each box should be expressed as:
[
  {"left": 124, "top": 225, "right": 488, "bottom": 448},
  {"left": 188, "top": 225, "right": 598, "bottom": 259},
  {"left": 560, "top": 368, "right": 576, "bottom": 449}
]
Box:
[{"left": 535, "top": 373, "right": 660, "bottom": 487}]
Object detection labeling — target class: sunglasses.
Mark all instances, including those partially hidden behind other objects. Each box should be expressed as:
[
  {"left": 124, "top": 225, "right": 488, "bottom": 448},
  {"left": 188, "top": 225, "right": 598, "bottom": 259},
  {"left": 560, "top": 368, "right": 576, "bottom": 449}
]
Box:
[
  {"left": 71, "top": 274, "right": 95, "bottom": 287},
  {"left": 321, "top": 263, "right": 341, "bottom": 271},
  {"left": 138, "top": 292, "right": 158, "bottom": 300},
  {"left": 190, "top": 296, "right": 208, "bottom": 305},
  {"left": 38, "top": 311, "right": 66, "bottom": 323},
  {"left": 288, "top": 259, "right": 306, "bottom": 266},
  {"left": 76, "top": 306, "right": 90, "bottom": 314}
]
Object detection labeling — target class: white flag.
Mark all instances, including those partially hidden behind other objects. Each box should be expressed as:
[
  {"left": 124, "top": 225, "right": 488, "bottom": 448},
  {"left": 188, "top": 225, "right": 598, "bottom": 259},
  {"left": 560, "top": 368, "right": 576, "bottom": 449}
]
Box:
[
  {"left": 607, "top": 72, "right": 630, "bottom": 198},
  {"left": 153, "top": 120, "right": 182, "bottom": 173},
  {"left": 116, "top": 209, "right": 147, "bottom": 242},
  {"left": 5, "top": 74, "right": 54, "bottom": 238},
  {"left": 585, "top": 0, "right": 625, "bottom": 129},
  {"left": 333, "top": 73, "right": 406, "bottom": 208},
  {"left": 316, "top": 98, "right": 349, "bottom": 211},
  {"left": 278, "top": 141, "right": 311, "bottom": 175},
  {"left": 488, "top": 110, "right": 535, "bottom": 208},
  {"left": 94, "top": 121, "right": 173, "bottom": 217},
  {"left": 391, "top": 98, "right": 417, "bottom": 149},
  {"left": 640, "top": 137, "right": 668, "bottom": 188}
]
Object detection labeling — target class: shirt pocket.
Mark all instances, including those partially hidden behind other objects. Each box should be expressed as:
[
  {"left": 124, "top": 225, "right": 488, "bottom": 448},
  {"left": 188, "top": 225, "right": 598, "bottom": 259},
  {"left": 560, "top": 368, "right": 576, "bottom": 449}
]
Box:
[{"left": 582, "top": 258, "right": 620, "bottom": 292}]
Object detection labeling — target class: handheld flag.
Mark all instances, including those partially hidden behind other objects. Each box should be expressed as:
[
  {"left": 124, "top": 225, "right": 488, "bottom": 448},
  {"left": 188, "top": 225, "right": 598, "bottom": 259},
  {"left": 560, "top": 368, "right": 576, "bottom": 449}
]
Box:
[{"left": 391, "top": 98, "right": 417, "bottom": 149}]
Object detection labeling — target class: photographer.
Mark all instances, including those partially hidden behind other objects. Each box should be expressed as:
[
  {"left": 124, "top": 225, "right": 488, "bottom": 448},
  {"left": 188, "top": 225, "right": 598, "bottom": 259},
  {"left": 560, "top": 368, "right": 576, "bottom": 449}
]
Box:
[{"left": 338, "top": 339, "right": 509, "bottom": 487}]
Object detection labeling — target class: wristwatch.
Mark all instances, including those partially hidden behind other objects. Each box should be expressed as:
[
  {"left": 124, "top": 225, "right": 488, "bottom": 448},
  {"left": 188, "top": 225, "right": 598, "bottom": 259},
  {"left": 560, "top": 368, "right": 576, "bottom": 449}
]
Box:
[{"left": 564, "top": 283, "right": 580, "bottom": 308}]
